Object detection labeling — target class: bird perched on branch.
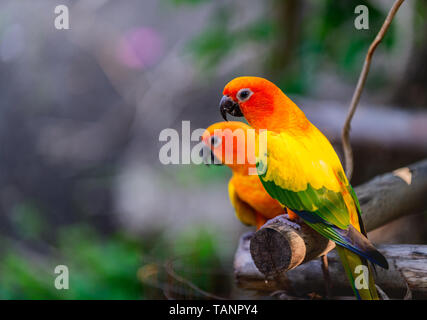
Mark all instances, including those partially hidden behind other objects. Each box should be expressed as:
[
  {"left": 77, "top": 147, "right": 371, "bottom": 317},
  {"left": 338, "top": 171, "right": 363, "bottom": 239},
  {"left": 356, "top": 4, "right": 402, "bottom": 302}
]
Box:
[
  {"left": 219, "top": 76, "right": 388, "bottom": 300},
  {"left": 202, "top": 121, "right": 298, "bottom": 230}
]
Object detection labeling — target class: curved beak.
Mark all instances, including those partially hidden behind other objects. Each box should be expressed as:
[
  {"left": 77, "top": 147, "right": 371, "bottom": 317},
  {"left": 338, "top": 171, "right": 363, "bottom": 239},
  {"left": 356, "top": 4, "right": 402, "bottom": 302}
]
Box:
[
  {"left": 200, "top": 145, "right": 222, "bottom": 166},
  {"left": 219, "top": 95, "right": 243, "bottom": 121}
]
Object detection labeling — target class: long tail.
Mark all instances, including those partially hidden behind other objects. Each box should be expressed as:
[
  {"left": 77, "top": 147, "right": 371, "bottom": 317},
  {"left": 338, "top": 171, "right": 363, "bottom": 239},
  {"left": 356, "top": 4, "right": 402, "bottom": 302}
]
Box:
[{"left": 336, "top": 246, "right": 379, "bottom": 300}]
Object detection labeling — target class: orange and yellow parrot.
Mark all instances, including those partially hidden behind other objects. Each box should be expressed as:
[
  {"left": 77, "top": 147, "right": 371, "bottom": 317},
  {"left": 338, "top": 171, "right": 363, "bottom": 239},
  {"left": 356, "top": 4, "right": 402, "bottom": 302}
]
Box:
[
  {"left": 219, "top": 76, "right": 388, "bottom": 300},
  {"left": 202, "top": 121, "right": 299, "bottom": 230}
]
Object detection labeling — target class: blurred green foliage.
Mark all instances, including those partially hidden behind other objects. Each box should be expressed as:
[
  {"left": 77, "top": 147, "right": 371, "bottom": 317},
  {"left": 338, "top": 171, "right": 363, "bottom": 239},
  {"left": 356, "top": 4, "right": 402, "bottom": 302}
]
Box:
[
  {"left": 11, "top": 202, "right": 46, "bottom": 241},
  {"left": 165, "top": 164, "right": 229, "bottom": 188},
  {"left": 187, "top": 4, "right": 275, "bottom": 74},
  {"left": 0, "top": 223, "right": 230, "bottom": 299},
  {"left": 174, "top": 0, "right": 398, "bottom": 94},
  {"left": 414, "top": 0, "right": 427, "bottom": 44},
  {"left": 168, "top": 0, "right": 211, "bottom": 6}
]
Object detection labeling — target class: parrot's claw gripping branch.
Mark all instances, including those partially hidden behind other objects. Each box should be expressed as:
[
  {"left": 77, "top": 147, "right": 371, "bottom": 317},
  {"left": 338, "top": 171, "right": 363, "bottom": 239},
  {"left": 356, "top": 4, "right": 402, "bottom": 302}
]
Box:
[{"left": 262, "top": 214, "right": 302, "bottom": 231}]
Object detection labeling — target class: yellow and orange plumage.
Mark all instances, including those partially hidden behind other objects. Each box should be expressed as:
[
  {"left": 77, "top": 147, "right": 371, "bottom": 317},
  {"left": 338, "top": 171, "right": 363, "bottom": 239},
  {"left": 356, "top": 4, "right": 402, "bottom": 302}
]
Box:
[
  {"left": 219, "top": 76, "right": 388, "bottom": 300},
  {"left": 202, "top": 121, "right": 296, "bottom": 229}
]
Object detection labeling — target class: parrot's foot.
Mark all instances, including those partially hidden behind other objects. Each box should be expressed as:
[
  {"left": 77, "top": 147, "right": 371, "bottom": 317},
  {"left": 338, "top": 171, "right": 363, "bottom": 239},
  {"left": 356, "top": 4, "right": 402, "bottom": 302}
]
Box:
[
  {"left": 320, "top": 255, "right": 332, "bottom": 299},
  {"left": 284, "top": 214, "right": 303, "bottom": 224},
  {"left": 263, "top": 215, "right": 301, "bottom": 230},
  {"left": 241, "top": 231, "right": 254, "bottom": 241}
]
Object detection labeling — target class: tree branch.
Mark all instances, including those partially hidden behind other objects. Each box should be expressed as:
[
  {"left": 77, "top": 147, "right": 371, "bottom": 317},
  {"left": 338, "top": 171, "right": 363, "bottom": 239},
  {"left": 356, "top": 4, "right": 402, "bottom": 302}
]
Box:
[
  {"left": 235, "top": 239, "right": 427, "bottom": 299},
  {"left": 235, "top": 159, "right": 427, "bottom": 293},
  {"left": 356, "top": 159, "right": 427, "bottom": 231}
]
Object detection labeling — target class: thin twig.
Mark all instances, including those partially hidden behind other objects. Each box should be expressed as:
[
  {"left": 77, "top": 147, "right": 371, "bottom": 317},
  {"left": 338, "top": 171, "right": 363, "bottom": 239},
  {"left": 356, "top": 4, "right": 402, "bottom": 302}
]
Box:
[
  {"left": 320, "top": 254, "right": 332, "bottom": 299},
  {"left": 342, "top": 0, "right": 405, "bottom": 180},
  {"left": 375, "top": 285, "right": 390, "bottom": 300},
  {"left": 403, "top": 281, "right": 413, "bottom": 300},
  {"left": 165, "top": 257, "right": 226, "bottom": 300}
]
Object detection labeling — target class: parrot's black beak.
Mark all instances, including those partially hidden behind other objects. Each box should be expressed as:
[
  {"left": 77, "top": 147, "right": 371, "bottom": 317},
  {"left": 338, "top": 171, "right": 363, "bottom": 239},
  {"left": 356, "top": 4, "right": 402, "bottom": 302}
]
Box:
[
  {"left": 200, "top": 145, "right": 222, "bottom": 166},
  {"left": 219, "top": 95, "right": 243, "bottom": 121}
]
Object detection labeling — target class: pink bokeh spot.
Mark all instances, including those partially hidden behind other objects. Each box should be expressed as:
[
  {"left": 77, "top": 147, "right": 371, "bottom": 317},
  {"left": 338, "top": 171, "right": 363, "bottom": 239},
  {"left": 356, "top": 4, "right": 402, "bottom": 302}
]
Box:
[{"left": 117, "top": 27, "right": 164, "bottom": 69}]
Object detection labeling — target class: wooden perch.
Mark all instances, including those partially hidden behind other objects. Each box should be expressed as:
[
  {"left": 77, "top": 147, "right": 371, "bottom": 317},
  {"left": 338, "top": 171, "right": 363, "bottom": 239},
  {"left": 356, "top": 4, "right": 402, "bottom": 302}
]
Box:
[
  {"left": 250, "top": 220, "right": 336, "bottom": 276},
  {"left": 235, "top": 235, "right": 427, "bottom": 299},
  {"left": 236, "top": 159, "right": 427, "bottom": 297},
  {"left": 355, "top": 158, "right": 427, "bottom": 231}
]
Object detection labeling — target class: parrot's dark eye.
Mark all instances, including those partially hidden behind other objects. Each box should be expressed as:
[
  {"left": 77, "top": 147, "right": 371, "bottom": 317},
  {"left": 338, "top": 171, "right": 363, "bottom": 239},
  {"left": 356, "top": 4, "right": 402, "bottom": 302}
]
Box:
[
  {"left": 210, "top": 136, "right": 221, "bottom": 147},
  {"left": 237, "top": 88, "right": 253, "bottom": 102}
]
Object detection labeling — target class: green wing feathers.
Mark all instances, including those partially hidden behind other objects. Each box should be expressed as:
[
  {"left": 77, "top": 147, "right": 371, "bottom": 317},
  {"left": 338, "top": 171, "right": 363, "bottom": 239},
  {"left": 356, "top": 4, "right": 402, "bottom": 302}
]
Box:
[{"left": 257, "top": 132, "right": 388, "bottom": 299}]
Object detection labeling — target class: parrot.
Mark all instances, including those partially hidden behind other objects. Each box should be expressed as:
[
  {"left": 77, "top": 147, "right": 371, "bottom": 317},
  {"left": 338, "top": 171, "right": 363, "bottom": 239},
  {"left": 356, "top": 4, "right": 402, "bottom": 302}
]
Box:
[
  {"left": 202, "top": 121, "right": 299, "bottom": 230},
  {"left": 218, "top": 76, "right": 388, "bottom": 300}
]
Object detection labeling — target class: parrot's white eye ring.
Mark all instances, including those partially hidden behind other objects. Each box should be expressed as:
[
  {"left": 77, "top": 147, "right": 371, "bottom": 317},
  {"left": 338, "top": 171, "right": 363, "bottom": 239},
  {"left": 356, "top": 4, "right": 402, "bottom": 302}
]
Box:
[
  {"left": 210, "top": 136, "right": 221, "bottom": 147},
  {"left": 237, "top": 88, "right": 253, "bottom": 102}
]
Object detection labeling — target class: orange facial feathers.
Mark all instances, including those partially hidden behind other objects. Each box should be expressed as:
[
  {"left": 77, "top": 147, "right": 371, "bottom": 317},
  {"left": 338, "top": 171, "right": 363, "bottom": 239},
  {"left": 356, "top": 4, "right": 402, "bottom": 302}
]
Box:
[
  {"left": 202, "top": 121, "right": 285, "bottom": 228},
  {"left": 223, "top": 76, "right": 310, "bottom": 132}
]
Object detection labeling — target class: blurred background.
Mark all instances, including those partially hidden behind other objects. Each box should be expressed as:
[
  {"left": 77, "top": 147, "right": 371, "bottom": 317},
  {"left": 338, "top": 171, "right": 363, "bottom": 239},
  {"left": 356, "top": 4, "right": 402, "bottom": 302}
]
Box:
[{"left": 0, "top": 0, "right": 426, "bottom": 299}]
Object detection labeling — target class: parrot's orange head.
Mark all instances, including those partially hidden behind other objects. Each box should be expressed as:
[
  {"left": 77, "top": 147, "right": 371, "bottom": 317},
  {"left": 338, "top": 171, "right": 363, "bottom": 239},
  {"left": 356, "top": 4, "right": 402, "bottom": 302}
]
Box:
[
  {"left": 220, "top": 76, "right": 307, "bottom": 131},
  {"left": 202, "top": 121, "right": 256, "bottom": 174}
]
